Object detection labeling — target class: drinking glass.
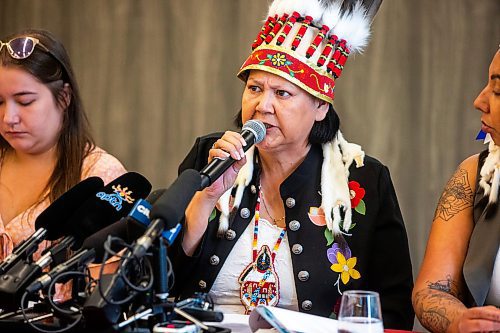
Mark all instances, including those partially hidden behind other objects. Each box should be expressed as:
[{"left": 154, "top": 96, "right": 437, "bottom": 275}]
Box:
[{"left": 337, "top": 290, "right": 384, "bottom": 333}]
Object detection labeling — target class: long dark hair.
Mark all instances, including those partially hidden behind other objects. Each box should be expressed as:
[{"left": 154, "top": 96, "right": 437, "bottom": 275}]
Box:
[{"left": 0, "top": 29, "right": 95, "bottom": 203}]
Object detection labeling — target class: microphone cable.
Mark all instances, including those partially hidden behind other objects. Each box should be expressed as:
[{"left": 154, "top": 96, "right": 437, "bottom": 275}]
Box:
[
  {"left": 96, "top": 235, "right": 156, "bottom": 306},
  {"left": 19, "top": 267, "right": 95, "bottom": 333}
]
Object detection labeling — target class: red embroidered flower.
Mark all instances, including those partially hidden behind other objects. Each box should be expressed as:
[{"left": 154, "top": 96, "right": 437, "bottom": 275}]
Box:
[{"left": 348, "top": 181, "right": 365, "bottom": 208}]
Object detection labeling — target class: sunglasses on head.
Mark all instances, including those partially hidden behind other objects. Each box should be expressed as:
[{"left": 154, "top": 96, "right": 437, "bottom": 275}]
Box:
[{"left": 0, "top": 36, "right": 49, "bottom": 60}]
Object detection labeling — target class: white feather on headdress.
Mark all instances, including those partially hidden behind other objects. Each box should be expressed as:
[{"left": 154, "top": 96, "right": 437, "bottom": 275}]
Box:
[
  {"left": 332, "top": 1, "right": 371, "bottom": 53},
  {"left": 320, "top": 0, "right": 343, "bottom": 34},
  {"left": 268, "top": 0, "right": 286, "bottom": 17},
  {"left": 277, "top": 0, "right": 324, "bottom": 18}
]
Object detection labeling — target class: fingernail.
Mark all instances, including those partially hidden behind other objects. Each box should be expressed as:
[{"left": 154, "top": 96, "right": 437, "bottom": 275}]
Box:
[{"left": 240, "top": 149, "right": 245, "bottom": 157}]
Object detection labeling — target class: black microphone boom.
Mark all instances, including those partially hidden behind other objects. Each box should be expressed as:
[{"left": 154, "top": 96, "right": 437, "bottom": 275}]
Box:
[{"left": 199, "top": 119, "right": 265, "bottom": 189}]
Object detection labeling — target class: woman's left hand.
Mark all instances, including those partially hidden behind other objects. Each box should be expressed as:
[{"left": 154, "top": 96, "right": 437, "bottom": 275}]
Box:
[{"left": 455, "top": 306, "right": 500, "bottom": 333}]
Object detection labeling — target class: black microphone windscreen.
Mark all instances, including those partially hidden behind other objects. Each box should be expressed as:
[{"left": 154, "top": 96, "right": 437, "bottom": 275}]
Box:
[
  {"left": 63, "top": 172, "right": 152, "bottom": 247},
  {"left": 150, "top": 169, "right": 201, "bottom": 229},
  {"left": 35, "top": 177, "right": 105, "bottom": 240},
  {"left": 81, "top": 218, "right": 133, "bottom": 263},
  {"left": 146, "top": 188, "right": 167, "bottom": 204}
]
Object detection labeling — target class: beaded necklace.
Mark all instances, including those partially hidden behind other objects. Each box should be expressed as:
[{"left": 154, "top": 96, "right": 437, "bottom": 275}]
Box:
[{"left": 238, "top": 187, "right": 286, "bottom": 314}]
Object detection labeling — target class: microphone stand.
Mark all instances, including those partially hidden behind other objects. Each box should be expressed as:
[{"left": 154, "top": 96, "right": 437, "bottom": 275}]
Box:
[{"left": 113, "top": 237, "right": 175, "bottom": 331}]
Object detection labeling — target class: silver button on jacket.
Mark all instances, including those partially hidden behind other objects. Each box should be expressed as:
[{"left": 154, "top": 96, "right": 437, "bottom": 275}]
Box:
[
  {"left": 209, "top": 255, "right": 220, "bottom": 266},
  {"left": 285, "top": 197, "right": 296, "bottom": 208},
  {"left": 301, "top": 300, "right": 313, "bottom": 311},
  {"left": 291, "top": 244, "right": 303, "bottom": 255},
  {"left": 289, "top": 220, "right": 300, "bottom": 231},
  {"left": 240, "top": 208, "right": 250, "bottom": 219},
  {"left": 298, "top": 270, "right": 310, "bottom": 282},
  {"left": 198, "top": 280, "right": 207, "bottom": 289}
]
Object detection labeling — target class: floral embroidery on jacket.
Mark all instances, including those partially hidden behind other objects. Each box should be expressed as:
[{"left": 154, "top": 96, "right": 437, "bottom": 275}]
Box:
[
  {"left": 309, "top": 181, "right": 367, "bottom": 295},
  {"left": 349, "top": 181, "right": 366, "bottom": 215}
]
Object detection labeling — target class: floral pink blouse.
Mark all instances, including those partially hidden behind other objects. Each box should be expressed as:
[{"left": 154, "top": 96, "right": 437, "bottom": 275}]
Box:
[{"left": 0, "top": 146, "right": 126, "bottom": 262}]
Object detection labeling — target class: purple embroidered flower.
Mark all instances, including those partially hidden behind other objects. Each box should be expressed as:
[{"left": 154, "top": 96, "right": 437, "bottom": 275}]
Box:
[{"left": 327, "top": 243, "right": 352, "bottom": 264}]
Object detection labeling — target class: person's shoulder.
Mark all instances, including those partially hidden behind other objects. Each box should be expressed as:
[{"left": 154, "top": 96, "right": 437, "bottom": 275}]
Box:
[
  {"left": 196, "top": 132, "right": 225, "bottom": 145},
  {"left": 82, "top": 146, "right": 127, "bottom": 184},
  {"left": 458, "top": 153, "right": 480, "bottom": 173},
  {"left": 351, "top": 154, "right": 387, "bottom": 175},
  {"left": 179, "top": 132, "right": 224, "bottom": 173}
]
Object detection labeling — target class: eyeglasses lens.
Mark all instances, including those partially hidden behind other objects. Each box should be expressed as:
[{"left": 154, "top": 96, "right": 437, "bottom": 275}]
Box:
[{"left": 7, "top": 37, "right": 36, "bottom": 59}]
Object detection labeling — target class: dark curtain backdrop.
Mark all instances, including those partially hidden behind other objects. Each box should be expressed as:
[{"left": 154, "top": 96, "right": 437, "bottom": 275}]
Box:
[{"left": 1, "top": 1, "right": 499, "bottom": 330}]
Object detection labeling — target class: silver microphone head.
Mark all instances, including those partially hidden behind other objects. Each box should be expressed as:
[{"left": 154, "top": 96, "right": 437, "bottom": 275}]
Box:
[{"left": 242, "top": 120, "right": 266, "bottom": 144}]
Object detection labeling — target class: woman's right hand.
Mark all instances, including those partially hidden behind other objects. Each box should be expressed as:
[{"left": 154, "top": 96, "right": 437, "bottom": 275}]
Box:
[
  {"left": 203, "top": 131, "right": 248, "bottom": 200},
  {"left": 182, "top": 131, "right": 248, "bottom": 256},
  {"left": 454, "top": 306, "right": 500, "bottom": 333}
]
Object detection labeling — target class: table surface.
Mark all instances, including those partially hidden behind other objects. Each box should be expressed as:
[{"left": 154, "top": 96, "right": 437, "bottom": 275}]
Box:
[{"left": 213, "top": 313, "right": 421, "bottom": 333}]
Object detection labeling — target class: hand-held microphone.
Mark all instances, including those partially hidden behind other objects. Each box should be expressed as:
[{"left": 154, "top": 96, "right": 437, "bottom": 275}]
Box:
[
  {"left": 26, "top": 248, "right": 95, "bottom": 294},
  {"left": 200, "top": 120, "right": 266, "bottom": 189},
  {"left": 0, "top": 177, "right": 104, "bottom": 275}
]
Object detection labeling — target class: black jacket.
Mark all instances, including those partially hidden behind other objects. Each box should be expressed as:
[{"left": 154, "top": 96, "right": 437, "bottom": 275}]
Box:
[{"left": 171, "top": 133, "right": 414, "bottom": 330}]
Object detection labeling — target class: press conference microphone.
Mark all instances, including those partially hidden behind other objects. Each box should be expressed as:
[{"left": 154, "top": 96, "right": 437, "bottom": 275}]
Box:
[
  {"left": 81, "top": 189, "right": 167, "bottom": 263},
  {"left": 200, "top": 119, "right": 266, "bottom": 189},
  {"left": 59, "top": 171, "right": 152, "bottom": 250},
  {"left": 0, "top": 173, "right": 151, "bottom": 309},
  {"left": 0, "top": 177, "right": 104, "bottom": 275},
  {"left": 26, "top": 248, "right": 95, "bottom": 294},
  {"left": 131, "top": 169, "right": 201, "bottom": 258},
  {"left": 0, "top": 237, "right": 76, "bottom": 310}
]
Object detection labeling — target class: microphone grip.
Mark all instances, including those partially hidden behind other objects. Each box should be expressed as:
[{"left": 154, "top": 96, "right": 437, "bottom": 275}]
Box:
[
  {"left": 199, "top": 130, "right": 256, "bottom": 189},
  {"left": 200, "top": 157, "right": 235, "bottom": 189}
]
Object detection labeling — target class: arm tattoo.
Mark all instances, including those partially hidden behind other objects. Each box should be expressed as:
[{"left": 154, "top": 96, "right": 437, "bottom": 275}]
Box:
[
  {"left": 413, "top": 277, "right": 464, "bottom": 333},
  {"left": 434, "top": 168, "right": 474, "bottom": 221},
  {"left": 427, "top": 275, "right": 462, "bottom": 299}
]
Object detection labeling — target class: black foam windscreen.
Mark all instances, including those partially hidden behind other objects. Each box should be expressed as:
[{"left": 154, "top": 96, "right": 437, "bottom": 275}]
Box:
[
  {"left": 34, "top": 177, "right": 105, "bottom": 240},
  {"left": 81, "top": 218, "right": 131, "bottom": 262},
  {"left": 146, "top": 188, "right": 167, "bottom": 204},
  {"left": 81, "top": 188, "right": 166, "bottom": 262},
  {"left": 61, "top": 172, "right": 152, "bottom": 247},
  {"left": 150, "top": 169, "right": 201, "bottom": 229}
]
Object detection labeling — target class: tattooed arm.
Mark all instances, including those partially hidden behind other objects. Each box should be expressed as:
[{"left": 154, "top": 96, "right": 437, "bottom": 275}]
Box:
[
  {"left": 413, "top": 155, "right": 474, "bottom": 332},
  {"left": 414, "top": 155, "right": 500, "bottom": 332}
]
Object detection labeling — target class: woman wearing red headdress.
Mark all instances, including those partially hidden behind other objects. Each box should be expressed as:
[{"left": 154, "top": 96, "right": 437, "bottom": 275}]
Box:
[{"left": 172, "top": 0, "right": 414, "bottom": 329}]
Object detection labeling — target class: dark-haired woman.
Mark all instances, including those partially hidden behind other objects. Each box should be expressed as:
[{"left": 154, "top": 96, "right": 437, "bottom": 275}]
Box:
[
  {"left": 172, "top": 68, "right": 414, "bottom": 329},
  {"left": 413, "top": 48, "right": 500, "bottom": 333},
  {"left": 171, "top": 0, "right": 414, "bottom": 329},
  {"left": 0, "top": 30, "right": 125, "bottom": 276}
]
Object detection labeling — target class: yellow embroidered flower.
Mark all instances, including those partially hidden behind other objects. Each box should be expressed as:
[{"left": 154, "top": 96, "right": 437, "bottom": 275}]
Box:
[
  {"left": 271, "top": 53, "right": 287, "bottom": 67},
  {"left": 330, "top": 252, "right": 361, "bottom": 284}
]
